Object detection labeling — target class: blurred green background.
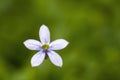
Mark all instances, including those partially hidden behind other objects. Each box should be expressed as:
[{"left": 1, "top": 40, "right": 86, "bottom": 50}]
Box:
[{"left": 0, "top": 0, "right": 120, "bottom": 80}]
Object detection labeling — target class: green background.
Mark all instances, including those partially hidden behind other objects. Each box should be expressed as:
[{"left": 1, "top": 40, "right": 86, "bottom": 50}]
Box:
[{"left": 0, "top": 0, "right": 120, "bottom": 80}]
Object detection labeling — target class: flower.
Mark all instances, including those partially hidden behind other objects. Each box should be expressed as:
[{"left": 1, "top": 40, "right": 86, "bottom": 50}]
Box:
[{"left": 23, "top": 25, "right": 69, "bottom": 67}]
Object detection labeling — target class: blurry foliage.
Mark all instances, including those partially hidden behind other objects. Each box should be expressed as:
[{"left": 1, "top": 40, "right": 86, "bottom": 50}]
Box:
[{"left": 0, "top": 0, "right": 120, "bottom": 80}]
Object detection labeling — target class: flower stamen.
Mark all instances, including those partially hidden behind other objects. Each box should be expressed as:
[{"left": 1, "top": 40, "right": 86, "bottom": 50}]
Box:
[{"left": 42, "top": 44, "right": 49, "bottom": 50}]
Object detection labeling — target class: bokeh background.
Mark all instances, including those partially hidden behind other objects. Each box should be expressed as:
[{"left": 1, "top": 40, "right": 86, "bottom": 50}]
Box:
[{"left": 0, "top": 0, "right": 120, "bottom": 80}]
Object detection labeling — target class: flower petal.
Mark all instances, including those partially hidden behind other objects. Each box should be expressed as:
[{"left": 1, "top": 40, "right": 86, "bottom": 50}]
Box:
[
  {"left": 23, "top": 39, "right": 42, "bottom": 50},
  {"left": 31, "top": 50, "right": 45, "bottom": 67},
  {"left": 47, "top": 51, "right": 63, "bottom": 67},
  {"left": 39, "top": 25, "right": 50, "bottom": 44},
  {"left": 50, "top": 39, "right": 69, "bottom": 50}
]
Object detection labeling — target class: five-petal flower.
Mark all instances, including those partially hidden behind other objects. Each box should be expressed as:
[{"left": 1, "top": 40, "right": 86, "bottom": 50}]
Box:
[{"left": 23, "top": 25, "right": 69, "bottom": 67}]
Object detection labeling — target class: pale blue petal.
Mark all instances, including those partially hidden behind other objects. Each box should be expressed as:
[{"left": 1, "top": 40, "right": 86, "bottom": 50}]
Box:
[
  {"left": 50, "top": 39, "right": 69, "bottom": 50},
  {"left": 31, "top": 50, "right": 45, "bottom": 67},
  {"left": 39, "top": 25, "right": 50, "bottom": 44},
  {"left": 23, "top": 39, "right": 42, "bottom": 50},
  {"left": 47, "top": 51, "right": 63, "bottom": 67}
]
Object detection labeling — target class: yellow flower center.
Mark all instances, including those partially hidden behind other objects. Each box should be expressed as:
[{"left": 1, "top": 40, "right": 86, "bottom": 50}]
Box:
[{"left": 42, "top": 44, "right": 49, "bottom": 50}]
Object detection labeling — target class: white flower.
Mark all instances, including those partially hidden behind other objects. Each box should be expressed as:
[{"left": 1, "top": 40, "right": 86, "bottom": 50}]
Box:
[{"left": 23, "top": 25, "right": 69, "bottom": 67}]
